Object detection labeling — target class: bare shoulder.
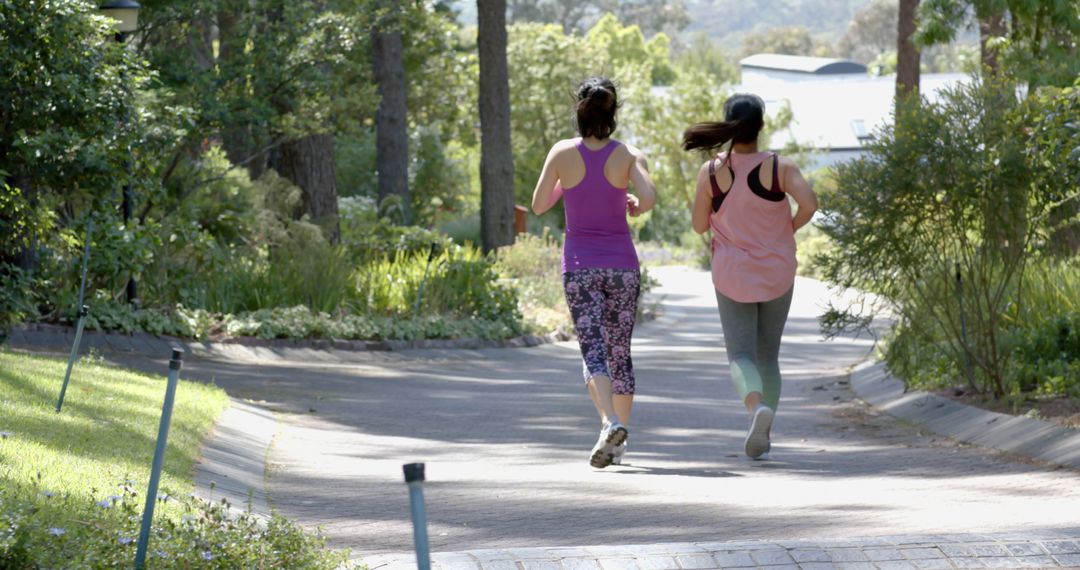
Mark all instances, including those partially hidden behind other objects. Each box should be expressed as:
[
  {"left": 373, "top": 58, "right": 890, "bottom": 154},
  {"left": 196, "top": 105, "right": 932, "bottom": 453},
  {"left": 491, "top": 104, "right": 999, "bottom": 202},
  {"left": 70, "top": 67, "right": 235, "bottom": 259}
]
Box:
[
  {"left": 550, "top": 138, "right": 579, "bottom": 156},
  {"left": 776, "top": 154, "right": 801, "bottom": 172},
  {"left": 622, "top": 143, "right": 646, "bottom": 160}
]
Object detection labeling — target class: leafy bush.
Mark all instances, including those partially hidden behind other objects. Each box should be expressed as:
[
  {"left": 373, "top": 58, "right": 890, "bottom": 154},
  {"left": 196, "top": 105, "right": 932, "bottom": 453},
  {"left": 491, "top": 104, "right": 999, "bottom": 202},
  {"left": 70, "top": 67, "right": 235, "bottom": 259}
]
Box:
[
  {"left": 354, "top": 245, "right": 521, "bottom": 325},
  {"left": 223, "top": 306, "right": 517, "bottom": 341},
  {"left": 0, "top": 482, "right": 351, "bottom": 569},
  {"left": 495, "top": 231, "right": 569, "bottom": 332},
  {"left": 821, "top": 80, "right": 1080, "bottom": 397},
  {"left": 0, "top": 184, "right": 55, "bottom": 330},
  {"left": 340, "top": 196, "right": 453, "bottom": 260}
]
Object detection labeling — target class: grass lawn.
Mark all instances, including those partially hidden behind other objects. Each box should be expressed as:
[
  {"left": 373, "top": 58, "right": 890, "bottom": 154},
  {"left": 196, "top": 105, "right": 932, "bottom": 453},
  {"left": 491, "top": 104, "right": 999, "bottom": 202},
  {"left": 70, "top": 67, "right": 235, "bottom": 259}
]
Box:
[{"left": 0, "top": 350, "right": 352, "bottom": 569}]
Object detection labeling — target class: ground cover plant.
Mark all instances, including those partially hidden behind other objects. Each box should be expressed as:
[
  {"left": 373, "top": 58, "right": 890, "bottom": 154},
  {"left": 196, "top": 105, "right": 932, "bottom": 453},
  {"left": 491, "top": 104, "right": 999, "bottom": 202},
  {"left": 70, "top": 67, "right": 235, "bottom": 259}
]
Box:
[{"left": 0, "top": 351, "right": 353, "bottom": 568}]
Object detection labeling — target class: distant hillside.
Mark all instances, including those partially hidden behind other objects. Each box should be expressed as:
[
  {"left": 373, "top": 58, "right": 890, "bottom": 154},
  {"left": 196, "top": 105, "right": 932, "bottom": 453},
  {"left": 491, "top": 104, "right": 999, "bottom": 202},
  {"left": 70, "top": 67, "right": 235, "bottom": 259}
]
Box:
[
  {"left": 446, "top": 0, "right": 876, "bottom": 48},
  {"left": 683, "top": 0, "right": 874, "bottom": 44}
]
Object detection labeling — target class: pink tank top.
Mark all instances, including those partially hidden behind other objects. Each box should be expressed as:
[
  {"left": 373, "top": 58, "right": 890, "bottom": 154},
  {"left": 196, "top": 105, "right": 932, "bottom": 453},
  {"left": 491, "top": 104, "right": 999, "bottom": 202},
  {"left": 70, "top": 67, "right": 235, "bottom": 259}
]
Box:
[{"left": 709, "top": 152, "right": 797, "bottom": 303}]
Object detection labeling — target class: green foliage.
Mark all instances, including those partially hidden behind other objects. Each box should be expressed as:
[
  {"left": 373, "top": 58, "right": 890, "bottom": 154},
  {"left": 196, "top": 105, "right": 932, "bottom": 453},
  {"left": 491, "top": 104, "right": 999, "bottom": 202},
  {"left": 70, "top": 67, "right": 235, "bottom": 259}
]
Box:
[
  {"left": 737, "top": 26, "right": 834, "bottom": 59},
  {"left": 917, "top": 0, "right": 1080, "bottom": 87},
  {"left": 586, "top": 13, "right": 676, "bottom": 85},
  {"left": 495, "top": 230, "right": 569, "bottom": 332},
  {"left": 222, "top": 306, "right": 517, "bottom": 341},
  {"left": 0, "top": 0, "right": 145, "bottom": 205},
  {"left": 820, "top": 79, "right": 1080, "bottom": 397},
  {"left": 340, "top": 196, "right": 454, "bottom": 258},
  {"left": 0, "top": 185, "right": 56, "bottom": 329},
  {"left": 507, "top": 22, "right": 600, "bottom": 206},
  {"left": 673, "top": 33, "right": 740, "bottom": 86},
  {"left": 354, "top": 245, "right": 521, "bottom": 324},
  {"left": 0, "top": 351, "right": 350, "bottom": 569}
]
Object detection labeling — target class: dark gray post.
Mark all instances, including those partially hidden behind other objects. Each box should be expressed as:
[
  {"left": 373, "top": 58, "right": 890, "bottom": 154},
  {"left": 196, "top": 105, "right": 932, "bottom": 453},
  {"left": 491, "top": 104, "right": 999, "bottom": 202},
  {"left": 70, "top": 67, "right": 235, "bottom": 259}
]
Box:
[
  {"left": 413, "top": 243, "right": 439, "bottom": 314},
  {"left": 403, "top": 462, "right": 431, "bottom": 570},
  {"left": 956, "top": 263, "right": 976, "bottom": 392},
  {"left": 134, "top": 348, "right": 183, "bottom": 569},
  {"left": 57, "top": 218, "right": 93, "bottom": 413}
]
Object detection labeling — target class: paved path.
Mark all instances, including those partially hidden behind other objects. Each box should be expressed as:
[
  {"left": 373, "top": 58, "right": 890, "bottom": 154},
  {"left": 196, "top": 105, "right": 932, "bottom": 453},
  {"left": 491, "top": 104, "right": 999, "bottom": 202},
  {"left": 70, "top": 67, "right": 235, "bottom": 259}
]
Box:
[{"left": 24, "top": 267, "right": 1080, "bottom": 567}]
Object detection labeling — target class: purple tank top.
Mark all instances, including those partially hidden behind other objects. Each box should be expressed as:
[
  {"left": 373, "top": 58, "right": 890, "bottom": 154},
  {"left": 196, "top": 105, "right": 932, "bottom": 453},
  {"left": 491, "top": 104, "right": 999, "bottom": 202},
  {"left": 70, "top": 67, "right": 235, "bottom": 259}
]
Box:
[{"left": 561, "top": 138, "right": 639, "bottom": 273}]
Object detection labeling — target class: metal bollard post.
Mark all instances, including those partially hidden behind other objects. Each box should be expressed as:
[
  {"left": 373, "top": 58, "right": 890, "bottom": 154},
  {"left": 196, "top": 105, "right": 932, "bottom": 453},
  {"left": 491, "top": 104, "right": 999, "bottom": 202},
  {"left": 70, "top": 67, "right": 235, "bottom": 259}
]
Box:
[
  {"left": 134, "top": 348, "right": 183, "bottom": 570},
  {"left": 56, "top": 305, "right": 89, "bottom": 413},
  {"left": 57, "top": 218, "right": 94, "bottom": 413},
  {"left": 403, "top": 463, "right": 432, "bottom": 570}
]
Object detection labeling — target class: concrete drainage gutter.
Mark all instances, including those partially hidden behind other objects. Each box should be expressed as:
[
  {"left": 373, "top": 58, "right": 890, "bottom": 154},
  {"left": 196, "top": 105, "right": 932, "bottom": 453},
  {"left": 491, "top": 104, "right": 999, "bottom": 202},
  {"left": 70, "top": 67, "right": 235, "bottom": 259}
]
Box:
[{"left": 850, "top": 361, "right": 1080, "bottom": 470}]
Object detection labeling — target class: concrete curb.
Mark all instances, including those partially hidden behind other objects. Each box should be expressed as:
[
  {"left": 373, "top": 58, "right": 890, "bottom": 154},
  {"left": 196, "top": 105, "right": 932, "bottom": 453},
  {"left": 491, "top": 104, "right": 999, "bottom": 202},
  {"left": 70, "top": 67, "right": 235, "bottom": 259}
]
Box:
[
  {"left": 358, "top": 530, "right": 1080, "bottom": 570},
  {"left": 5, "top": 322, "right": 573, "bottom": 358},
  {"left": 850, "top": 361, "right": 1080, "bottom": 470},
  {"left": 193, "top": 398, "right": 277, "bottom": 519}
]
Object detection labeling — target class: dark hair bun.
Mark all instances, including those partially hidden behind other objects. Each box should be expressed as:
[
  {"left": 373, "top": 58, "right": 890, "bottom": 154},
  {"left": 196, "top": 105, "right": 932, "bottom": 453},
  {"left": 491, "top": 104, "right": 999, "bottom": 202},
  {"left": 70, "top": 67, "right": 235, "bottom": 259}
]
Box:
[{"left": 575, "top": 77, "right": 619, "bottom": 139}]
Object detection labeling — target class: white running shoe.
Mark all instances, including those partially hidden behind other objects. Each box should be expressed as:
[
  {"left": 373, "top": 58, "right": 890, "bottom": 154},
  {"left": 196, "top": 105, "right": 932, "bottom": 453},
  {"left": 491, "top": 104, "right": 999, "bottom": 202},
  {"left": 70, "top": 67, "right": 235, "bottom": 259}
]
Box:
[
  {"left": 612, "top": 438, "right": 628, "bottom": 465},
  {"left": 590, "top": 421, "right": 628, "bottom": 468},
  {"left": 745, "top": 405, "right": 774, "bottom": 459}
]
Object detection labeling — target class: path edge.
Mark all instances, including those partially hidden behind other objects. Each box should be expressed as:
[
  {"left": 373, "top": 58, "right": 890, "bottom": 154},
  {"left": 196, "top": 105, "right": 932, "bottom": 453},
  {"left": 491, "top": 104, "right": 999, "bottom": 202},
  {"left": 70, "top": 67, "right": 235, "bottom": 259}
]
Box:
[
  {"left": 849, "top": 360, "right": 1080, "bottom": 470},
  {"left": 193, "top": 398, "right": 276, "bottom": 520}
]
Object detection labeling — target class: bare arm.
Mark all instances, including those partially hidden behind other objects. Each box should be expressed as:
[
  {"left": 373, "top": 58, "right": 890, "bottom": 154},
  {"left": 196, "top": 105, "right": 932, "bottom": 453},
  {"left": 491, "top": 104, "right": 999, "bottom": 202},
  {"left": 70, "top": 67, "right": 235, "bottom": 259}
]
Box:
[
  {"left": 531, "top": 144, "right": 563, "bottom": 215},
  {"left": 692, "top": 161, "right": 713, "bottom": 234},
  {"left": 781, "top": 157, "right": 817, "bottom": 231},
  {"left": 626, "top": 145, "right": 657, "bottom": 214}
]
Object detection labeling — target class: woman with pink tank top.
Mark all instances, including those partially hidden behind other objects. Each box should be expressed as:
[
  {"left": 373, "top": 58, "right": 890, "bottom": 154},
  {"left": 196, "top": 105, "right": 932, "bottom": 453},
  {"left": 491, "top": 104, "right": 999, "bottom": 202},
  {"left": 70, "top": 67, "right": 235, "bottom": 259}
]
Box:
[
  {"left": 531, "top": 77, "right": 657, "bottom": 469},
  {"left": 683, "top": 93, "right": 818, "bottom": 460}
]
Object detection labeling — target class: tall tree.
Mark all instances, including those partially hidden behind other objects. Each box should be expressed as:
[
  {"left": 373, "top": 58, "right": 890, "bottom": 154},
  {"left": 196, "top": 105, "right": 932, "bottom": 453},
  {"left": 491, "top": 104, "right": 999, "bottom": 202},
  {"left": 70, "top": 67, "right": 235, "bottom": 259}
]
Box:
[
  {"left": 896, "top": 0, "right": 921, "bottom": 99},
  {"left": 977, "top": 7, "right": 1006, "bottom": 75},
  {"left": 838, "top": 0, "right": 898, "bottom": 64},
  {"left": 372, "top": 0, "right": 411, "bottom": 224},
  {"left": 508, "top": 0, "right": 689, "bottom": 37},
  {"left": 918, "top": 0, "right": 1080, "bottom": 88},
  {"left": 477, "top": 0, "right": 516, "bottom": 252}
]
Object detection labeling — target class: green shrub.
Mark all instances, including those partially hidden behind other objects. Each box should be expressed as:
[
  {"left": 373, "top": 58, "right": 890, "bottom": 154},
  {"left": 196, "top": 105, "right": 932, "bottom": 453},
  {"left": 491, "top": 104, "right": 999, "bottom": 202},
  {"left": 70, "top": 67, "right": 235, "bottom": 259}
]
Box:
[
  {"left": 820, "top": 79, "right": 1078, "bottom": 397},
  {"left": 0, "top": 482, "right": 351, "bottom": 569},
  {"left": 0, "top": 184, "right": 56, "bottom": 330},
  {"left": 341, "top": 196, "right": 452, "bottom": 260},
  {"left": 223, "top": 306, "right": 516, "bottom": 341},
  {"left": 354, "top": 245, "right": 521, "bottom": 327},
  {"left": 495, "top": 231, "right": 568, "bottom": 332}
]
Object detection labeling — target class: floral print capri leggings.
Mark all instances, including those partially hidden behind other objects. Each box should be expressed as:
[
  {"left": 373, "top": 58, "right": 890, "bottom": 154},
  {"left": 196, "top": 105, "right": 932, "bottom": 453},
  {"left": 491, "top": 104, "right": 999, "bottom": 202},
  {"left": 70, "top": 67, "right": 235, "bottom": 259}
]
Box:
[{"left": 563, "top": 268, "right": 641, "bottom": 395}]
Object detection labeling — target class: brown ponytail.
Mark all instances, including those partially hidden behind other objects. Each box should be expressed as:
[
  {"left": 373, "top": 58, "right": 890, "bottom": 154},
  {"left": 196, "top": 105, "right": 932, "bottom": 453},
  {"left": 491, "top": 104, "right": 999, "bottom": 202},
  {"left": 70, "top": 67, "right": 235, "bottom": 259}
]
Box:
[{"left": 682, "top": 93, "right": 766, "bottom": 153}]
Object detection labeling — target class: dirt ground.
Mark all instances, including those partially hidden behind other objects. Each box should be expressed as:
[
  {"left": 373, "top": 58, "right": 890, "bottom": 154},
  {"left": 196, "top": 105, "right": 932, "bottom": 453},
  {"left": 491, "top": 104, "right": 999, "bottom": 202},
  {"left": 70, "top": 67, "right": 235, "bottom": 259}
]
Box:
[{"left": 933, "top": 388, "right": 1080, "bottom": 430}]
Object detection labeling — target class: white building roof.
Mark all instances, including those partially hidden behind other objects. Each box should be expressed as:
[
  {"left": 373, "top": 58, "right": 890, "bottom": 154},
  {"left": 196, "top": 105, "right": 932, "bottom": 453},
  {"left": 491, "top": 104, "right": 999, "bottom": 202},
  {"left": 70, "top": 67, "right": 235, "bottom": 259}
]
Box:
[
  {"left": 740, "top": 72, "right": 969, "bottom": 154},
  {"left": 739, "top": 54, "right": 868, "bottom": 75}
]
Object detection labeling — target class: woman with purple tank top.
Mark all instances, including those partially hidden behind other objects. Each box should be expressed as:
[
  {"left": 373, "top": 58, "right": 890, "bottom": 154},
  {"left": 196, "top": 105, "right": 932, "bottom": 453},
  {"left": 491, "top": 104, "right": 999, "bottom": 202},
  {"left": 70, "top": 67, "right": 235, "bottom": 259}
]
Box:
[
  {"left": 531, "top": 77, "right": 658, "bottom": 469},
  {"left": 683, "top": 93, "right": 818, "bottom": 461}
]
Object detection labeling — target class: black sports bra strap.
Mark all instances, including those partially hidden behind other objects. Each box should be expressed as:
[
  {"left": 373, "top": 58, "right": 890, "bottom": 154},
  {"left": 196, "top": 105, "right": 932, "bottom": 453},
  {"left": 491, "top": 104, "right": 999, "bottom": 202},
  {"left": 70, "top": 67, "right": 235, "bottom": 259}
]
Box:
[
  {"left": 708, "top": 158, "right": 721, "bottom": 197},
  {"left": 770, "top": 153, "right": 781, "bottom": 193}
]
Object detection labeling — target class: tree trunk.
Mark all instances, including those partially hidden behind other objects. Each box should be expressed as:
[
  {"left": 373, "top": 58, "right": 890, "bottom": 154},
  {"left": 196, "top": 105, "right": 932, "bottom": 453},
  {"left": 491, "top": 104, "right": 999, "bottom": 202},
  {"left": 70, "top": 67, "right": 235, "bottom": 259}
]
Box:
[
  {"left": 218, "top": 2, "right": 256, "bottom": 171},
  {"left": 372, "top": 0, "right": 411, "bottom": 224},
  {"left": 270, "top": 133, "right": 341, "bottom": 244},
  {"left": 477, "top": 0, "right": 516, "bottom": 253},
  {"left": 896, "top": 0, "right": 921, "bottom": 100},
  {"left": 978, "top": 9, "right": 1007, "bottom": 77}
]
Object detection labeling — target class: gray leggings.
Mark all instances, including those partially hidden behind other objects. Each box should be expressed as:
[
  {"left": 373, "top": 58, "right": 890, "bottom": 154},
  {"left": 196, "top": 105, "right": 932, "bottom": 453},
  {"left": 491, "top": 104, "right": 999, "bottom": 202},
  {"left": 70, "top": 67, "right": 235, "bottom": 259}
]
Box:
[{"left": 715, "top": 287, "right": 793, "bottom": 411}]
